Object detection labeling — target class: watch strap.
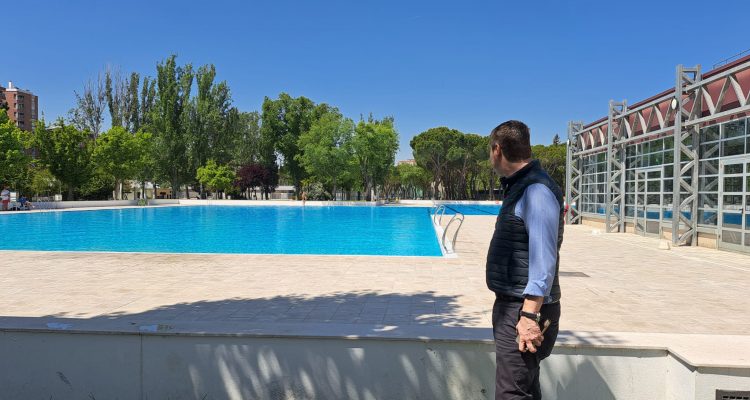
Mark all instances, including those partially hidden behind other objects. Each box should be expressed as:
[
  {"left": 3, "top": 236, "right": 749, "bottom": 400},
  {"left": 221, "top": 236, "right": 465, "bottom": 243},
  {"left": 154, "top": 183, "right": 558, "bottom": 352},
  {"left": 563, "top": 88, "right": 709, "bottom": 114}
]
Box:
[{"left": 520, "top": 310, "right": 541, "bottom": 323}]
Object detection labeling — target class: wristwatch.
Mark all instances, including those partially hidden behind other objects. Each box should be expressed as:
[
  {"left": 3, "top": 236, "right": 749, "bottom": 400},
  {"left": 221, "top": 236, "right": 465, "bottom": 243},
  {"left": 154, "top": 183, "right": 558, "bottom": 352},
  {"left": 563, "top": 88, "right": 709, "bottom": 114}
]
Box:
[{"left": 520, "top": 310, "right": 541, "bottom": 323}]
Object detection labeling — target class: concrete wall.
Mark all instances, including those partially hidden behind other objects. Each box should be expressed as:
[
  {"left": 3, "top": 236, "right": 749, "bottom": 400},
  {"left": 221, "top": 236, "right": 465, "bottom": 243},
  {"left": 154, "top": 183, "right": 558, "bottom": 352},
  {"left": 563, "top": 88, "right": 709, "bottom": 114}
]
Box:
[{"left": 2, "top": 329, "right": 748, "bottom": 400}]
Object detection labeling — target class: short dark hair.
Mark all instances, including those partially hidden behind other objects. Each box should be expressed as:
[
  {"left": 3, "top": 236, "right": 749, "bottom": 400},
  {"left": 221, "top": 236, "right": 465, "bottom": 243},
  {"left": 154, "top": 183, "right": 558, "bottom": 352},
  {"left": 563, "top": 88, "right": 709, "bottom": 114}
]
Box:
[{"left": 489, "top": 120, "right": 531, "bottom": 162}]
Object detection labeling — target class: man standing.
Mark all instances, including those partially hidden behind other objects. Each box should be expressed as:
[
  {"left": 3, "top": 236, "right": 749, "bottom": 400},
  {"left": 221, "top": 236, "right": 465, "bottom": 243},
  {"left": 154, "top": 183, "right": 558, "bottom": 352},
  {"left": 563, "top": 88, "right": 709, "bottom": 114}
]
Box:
[
  {"left": 486, "top": 120, "right": 564, "bottom": 400},
  {"left": 1, "top": 186, "right": 10, "bottom": 211}
]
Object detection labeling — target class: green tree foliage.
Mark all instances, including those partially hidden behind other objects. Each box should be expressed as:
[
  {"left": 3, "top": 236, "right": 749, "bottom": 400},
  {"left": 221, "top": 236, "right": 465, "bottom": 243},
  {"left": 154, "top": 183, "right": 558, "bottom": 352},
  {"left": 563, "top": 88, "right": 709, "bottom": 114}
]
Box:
[
  {"left": 229, "top": 111, "right": 261, "bottom": 168},
  {"left": 411, "top": 128, "right": 496, "bottom": 200},
  {"left": 34, "top": 119, "right": 93, "bottom": 200},
  {"left": 297, "top": 109, "right": 355, "bottom": 198},
  {"left": 261, "top": 93, "right": 330, "bottom": 194},
  {"left": 352, "top": 116, "right": 399, "bottom": 201},
  {"left": 396, "top": 163, "right": 431, "bottom": 199},
  {"left": 0, "top": 110, "right": 32, "bottom": 190},
  {"left": 532, "top": 143, "right": 566, "bottom": 189},
  {"left": 139, "top": 76, "right": 157, "bottom": 130},
  {"left": 132, "top": 131, "right": 157, "bottom": 198},
  {"left": 196, "top": 159, "right": 235, "bottom": 197},
  {"left": 150, "top": 55, "right": 194, "bottom": 198},
  {"left": 410, "top": 127, "right": 461, "bottom": 199},
  {"left": 191, "top": 65, "right": 230, "bottom": 167},
  {"left": 92, "top": 126, "right": 143, "bottom": 199},
  {"left": 30, "top": 168, "right": 59, "bottom": 197}
]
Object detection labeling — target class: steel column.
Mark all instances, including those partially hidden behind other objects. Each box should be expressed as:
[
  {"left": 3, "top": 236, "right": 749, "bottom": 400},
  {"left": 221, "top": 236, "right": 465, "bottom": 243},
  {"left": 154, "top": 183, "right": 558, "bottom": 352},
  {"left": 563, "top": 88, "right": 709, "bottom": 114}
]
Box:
[
  {"left": 605, "top": 101, "right": 627, "bottom": 233},
  {"left": 566, "top": 121, "right": 584, "bottom": 224},
  {"left": 672, "top": 65, "right": 702, "bottom": 246}
]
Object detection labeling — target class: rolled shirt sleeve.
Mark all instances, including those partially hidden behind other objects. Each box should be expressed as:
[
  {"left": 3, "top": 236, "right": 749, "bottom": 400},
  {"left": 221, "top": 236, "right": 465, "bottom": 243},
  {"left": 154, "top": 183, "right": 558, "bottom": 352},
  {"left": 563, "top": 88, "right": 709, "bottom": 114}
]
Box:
[{"left": 515, "top": 183, "right": 560, "bottom": 299}]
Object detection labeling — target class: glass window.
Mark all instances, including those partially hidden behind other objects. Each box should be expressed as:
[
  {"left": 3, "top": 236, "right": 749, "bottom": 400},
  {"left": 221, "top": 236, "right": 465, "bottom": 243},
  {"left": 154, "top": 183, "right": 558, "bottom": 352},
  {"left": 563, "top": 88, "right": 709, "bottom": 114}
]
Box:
[
  {"left": 700, "top": 142, "right": 720, "bottom": 159},
  {"left": 701, "top": 125, "right": 720, "bottom": 142},
  {"left": 650, "top": 152, "right": 663, "bottom": 166},
  {"left": 653, "top": 139, "right": 664, "bottom": 152},
  {"left": 724, "top": 163, "right": 743, "bottom": 175},
  {"left": 699, "top": 194, "right": 718, "bottom": 208},
  {"left": 698, "top": 209, "right": 717, "bottom": 226},
  {"left": 664, "top": 136, "right": 674, "bottom": 150},
  {"left": 699, "top": 159, "right": 719, "bottom": 175},
  {"left": 722, "top": 138, "right": 745, "bottom": 157},
  {"left": 722, "top": 230, "right": 742, "bottom": 244},
  {"left": 724, "top": 176, "right": 743, "bottom": 192},
  {"left": 722, "top": 119, "right": 746, "bottom": 139},
  {"left": 663, "top": 180, "right": 673, "bottom": 193},
  {"left": 664, "top": 165, "right": 674, "bottom": 178}
]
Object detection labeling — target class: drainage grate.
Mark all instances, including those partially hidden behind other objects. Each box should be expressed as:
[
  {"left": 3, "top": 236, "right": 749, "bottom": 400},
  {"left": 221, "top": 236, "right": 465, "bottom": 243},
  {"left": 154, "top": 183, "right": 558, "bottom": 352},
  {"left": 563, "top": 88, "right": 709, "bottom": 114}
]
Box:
[
  {"left": 559, "top": 271, "right": 589, "bottom": 278},
  {"left": 717, "top": 390, "right": 750, "bottom": 400}
]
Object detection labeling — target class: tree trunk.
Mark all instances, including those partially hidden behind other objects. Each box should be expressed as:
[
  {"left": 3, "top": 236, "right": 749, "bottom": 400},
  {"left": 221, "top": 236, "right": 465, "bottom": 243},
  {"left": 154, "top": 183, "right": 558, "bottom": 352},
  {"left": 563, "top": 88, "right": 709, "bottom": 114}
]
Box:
[{"left": 67, "top": 186, "right": 74, "bottom": 201}]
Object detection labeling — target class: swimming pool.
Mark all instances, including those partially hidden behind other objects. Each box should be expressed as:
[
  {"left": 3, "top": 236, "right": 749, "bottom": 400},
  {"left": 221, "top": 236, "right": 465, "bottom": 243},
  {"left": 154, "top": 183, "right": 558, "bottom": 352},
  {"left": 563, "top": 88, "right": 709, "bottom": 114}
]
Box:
[
  {"left": 0, "top": 206, "right": 443, "bottom": 256},
  {"left": 442, "top": 204, "right": 501, "bottom": 216}
]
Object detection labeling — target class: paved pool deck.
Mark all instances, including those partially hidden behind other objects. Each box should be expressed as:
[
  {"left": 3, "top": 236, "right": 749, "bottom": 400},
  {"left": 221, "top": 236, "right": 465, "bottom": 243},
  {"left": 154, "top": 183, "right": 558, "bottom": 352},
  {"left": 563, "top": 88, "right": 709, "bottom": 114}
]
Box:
[{"left": 2, "top": 214, "right": 750, "bottom": 367}]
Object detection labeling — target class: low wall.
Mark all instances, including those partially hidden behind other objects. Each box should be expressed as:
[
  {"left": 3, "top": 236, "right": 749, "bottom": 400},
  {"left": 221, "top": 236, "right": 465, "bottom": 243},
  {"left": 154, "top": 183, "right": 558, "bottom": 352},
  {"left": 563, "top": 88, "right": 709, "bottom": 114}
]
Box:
[{"left": 1, "top": 321, "right": 748, "bottom": 400}]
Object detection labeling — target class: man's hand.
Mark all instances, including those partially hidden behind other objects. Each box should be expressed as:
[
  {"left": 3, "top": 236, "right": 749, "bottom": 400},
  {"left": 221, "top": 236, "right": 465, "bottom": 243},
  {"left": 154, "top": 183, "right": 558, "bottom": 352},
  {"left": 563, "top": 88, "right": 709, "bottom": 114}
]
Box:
[{"left": 516, "top": 316, "right": 543, "bottom": 353}]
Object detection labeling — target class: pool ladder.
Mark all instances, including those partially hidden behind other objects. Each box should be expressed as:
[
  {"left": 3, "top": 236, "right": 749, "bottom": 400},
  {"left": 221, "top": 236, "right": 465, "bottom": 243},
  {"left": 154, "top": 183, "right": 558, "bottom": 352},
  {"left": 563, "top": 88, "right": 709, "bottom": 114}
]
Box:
[{"left": 432, "top": 205, "right": 465, "bottom": 254}]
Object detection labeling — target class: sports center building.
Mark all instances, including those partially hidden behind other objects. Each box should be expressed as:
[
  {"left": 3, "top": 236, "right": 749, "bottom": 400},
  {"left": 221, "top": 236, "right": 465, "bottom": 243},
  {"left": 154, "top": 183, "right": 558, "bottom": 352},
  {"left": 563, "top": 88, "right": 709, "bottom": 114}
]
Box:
[{"left": 565, "top": 55, "right": 750, "bottom": 254}]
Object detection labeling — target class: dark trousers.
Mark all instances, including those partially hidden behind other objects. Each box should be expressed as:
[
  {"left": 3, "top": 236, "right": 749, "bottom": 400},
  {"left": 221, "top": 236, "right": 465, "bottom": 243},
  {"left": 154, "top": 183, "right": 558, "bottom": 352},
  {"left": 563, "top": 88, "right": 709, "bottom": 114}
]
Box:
[{"left": 492, "top": 296, "right": 561, "bottom": 400}]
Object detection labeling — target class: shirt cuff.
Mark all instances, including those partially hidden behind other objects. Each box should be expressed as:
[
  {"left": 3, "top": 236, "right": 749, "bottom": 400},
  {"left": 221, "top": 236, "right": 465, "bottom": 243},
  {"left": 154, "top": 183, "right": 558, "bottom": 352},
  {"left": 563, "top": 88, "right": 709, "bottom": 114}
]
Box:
[{"left": 522, "top": 281, "right": 548, "bottom": 298}]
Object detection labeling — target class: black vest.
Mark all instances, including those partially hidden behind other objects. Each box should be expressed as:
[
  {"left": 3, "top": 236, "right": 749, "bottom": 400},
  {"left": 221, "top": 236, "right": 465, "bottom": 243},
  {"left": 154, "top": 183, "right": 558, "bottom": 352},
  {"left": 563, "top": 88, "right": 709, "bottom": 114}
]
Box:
[{"left": 486, "top": 160, "right": 564, "bottom": 303}]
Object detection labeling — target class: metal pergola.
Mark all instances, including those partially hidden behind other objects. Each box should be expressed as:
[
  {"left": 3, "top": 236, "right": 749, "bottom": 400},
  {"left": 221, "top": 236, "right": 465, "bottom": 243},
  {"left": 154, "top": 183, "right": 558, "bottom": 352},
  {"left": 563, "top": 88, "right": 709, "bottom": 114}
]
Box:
[{"left": 566, "top": 57, "right": 750, "bottom": 246}]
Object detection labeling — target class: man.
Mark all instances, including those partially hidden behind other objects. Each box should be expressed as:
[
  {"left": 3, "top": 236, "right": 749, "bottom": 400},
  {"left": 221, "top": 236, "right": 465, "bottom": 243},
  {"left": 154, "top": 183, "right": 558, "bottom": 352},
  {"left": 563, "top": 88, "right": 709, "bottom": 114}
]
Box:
[
  {"left": 1, "top": 186, "right": 10, "bottom": 211},
  {"left": 486, "top": 120, "right": 564, "bottom": 400}
]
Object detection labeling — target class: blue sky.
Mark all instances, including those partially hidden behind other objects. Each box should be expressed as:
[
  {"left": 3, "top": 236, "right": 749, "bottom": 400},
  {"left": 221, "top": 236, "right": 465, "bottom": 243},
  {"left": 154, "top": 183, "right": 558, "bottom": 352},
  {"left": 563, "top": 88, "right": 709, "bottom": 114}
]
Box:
[{"left": 3, "top": 0, "right": 749, "bottom": 160}]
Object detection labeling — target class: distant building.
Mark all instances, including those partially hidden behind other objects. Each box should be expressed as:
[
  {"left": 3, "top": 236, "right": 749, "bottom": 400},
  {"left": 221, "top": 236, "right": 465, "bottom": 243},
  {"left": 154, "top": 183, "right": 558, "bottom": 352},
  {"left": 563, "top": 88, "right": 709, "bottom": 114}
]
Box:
[
  {"left": 397, "top": 159, "right": 417, "bottom": 166},
  {"left": 0, "top": 81, "right": 38, "bottom": 132}
]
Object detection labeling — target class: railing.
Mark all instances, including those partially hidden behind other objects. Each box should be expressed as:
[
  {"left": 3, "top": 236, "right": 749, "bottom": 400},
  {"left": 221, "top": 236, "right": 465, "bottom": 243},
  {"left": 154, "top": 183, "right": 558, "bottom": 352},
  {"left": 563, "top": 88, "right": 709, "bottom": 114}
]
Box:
[
  {"left": 441, "top": 212, "right": 465, "bottom": 254},
  {"left": 431, "top": 205, "right": 465, "bottom": 254},
  {"left": 432, "top": 205, "right": 447, "bottom": 224}
]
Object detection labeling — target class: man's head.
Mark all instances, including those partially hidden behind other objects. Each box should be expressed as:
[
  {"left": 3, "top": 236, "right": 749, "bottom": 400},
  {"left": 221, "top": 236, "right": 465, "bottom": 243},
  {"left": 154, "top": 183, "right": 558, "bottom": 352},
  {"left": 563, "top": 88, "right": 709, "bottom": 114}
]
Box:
[{"left": 489, "top": 120, "right": 532, "bottom": 177}]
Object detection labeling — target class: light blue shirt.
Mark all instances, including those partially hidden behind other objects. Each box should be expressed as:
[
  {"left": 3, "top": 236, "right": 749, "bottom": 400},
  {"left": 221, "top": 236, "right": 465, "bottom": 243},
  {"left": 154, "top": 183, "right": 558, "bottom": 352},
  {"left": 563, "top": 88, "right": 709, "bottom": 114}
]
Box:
[{"left": 513, "top": 183, "right": 560, "bottom": 303}]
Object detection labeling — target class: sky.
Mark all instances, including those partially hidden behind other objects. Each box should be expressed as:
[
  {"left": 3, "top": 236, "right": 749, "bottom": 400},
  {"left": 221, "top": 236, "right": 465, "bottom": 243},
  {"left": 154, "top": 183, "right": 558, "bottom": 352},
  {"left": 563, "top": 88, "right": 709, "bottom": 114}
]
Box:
[{"left": 3, "top": 0, "right": 750, "bottom": 161}]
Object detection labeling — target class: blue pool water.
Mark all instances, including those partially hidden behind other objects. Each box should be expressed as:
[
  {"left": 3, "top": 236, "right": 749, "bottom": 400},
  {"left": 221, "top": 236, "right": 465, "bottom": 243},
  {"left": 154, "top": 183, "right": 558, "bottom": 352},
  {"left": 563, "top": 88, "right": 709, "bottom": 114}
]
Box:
[
  {"left": 0, "top": 206, "right": 443, "bottom": 256},
  {"left": 443, "top": 204, "right": 501, "bottom": 216}
]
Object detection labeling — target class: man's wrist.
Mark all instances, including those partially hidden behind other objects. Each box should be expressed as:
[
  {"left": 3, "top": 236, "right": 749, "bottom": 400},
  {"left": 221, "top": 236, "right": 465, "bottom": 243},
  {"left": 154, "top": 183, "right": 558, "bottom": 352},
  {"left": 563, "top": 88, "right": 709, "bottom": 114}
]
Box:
[{"left": 519, "top": 310, "right": 541, "bottom": 323}]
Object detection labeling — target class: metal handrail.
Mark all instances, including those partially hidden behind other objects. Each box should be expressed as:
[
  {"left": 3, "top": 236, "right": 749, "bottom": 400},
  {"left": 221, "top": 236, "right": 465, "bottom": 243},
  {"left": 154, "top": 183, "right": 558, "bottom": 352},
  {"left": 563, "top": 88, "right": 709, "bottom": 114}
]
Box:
[
  {"left": 441, "top": 212, "right": 465, "bottom": 254},
  {"left": 432, "top": 204, "right": 447, "bottom": 224}
]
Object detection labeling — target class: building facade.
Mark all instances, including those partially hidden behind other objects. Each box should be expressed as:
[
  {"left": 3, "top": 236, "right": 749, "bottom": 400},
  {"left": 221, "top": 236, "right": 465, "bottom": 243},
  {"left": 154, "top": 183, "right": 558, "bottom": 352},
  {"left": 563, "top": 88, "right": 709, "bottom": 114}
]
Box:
[
  {"left": 0, "top": 81, "right": 38, "bottom": 131},
  {"left": 566, "top": 56, "right": 750, "bottom": 254}
]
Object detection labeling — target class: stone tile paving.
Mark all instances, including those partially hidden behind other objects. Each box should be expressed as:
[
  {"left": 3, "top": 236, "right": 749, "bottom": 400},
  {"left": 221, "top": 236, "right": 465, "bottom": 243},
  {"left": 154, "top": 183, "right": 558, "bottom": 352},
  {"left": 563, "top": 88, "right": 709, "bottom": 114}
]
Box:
[{"left": 1, "top": 215, "right": 749, "bottom": 335}]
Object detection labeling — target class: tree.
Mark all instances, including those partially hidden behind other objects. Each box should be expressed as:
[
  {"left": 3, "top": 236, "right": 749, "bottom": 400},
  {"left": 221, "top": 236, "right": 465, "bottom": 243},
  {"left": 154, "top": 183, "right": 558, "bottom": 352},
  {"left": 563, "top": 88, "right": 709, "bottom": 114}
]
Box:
[
  {"left": 0, "top": 110, "right": 32, "bottom": 190},
  {"left": 352, "top": 115, "right": 399, "bottom": 201},
  {"left": 410, "top": 127, "right": 461, "bottom": 199},
  {"left": 92, "top": 126, "right": 141, "bottom": 199},
  {"left": 235, "top": 163, "right": 269, "bottom": 199},
  {"left": 196, "top": 159, "right": 235, "bottom": 197},
  {"left": 396, "top": 163, "right": 431, "bottom": 199},
  {"left": 132, "top": 131, "right": 156, "bottom": 199},
  {"left": 229, "top": 110, "right": 261, "bottom": 168},
  {"left": 150, "top": 55, "right": 194, "bottom": 198},
  {"left": 188, "top": 64, "right": 234, "bottom": 188},
  {"left": 29, "top": 168, "right": 59, "bottom": 198},
  {"left": 532, "top": 143, "right": 566, "bottom": 189},
  {"left": 34, "top": 119, "right": 93, "bottom": 200},
  {"left": 552, "top": 134, "right": 561, "bottom": 146},
  {"left": 297, "top": 110, "right": 355, "bottom": 199},
  {"left": 69, "top": 73, "right": 106, "bottom": 137},
  {"left": 139, "top": 76, "right": 157, "bottom": 130},
  {"left": 261, "top": 93, "right": 328, "bottom": 195}
]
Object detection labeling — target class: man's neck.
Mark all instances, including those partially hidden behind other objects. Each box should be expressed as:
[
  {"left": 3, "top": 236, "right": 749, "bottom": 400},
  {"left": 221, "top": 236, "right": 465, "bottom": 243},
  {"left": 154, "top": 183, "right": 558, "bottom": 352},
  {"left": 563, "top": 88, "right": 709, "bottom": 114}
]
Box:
[{"left": 502, "top": 160, "right": 531, "bottom": 178}]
